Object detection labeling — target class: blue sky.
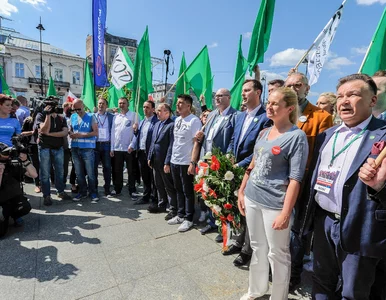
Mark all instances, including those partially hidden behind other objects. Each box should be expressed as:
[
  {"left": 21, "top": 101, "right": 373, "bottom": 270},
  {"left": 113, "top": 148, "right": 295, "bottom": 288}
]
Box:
[{"left": 0, "top": 0, "right": 385, "bottom": 103}]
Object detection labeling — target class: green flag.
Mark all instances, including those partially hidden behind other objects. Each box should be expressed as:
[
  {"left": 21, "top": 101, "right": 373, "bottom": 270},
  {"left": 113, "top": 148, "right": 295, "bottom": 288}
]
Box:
[
  {"left": 230, "top": 73, "right": 246, "bottom": 110},
  {"left": 108, "top": 85, "right": 125, "bottom": 109},
  {"left": 184, "top": 46, "right": 213, "bottom": 109},
  {"left": 0, "top": 65, "right": 11, "bottom": 96},
  {"left": 247, "top": 0, "right": 276, "bottom": 74},
  {"left": 231, "top": 35, "right": 248, "bottom": 109},
  {"left": 46, "top": 76, "right": 57, "bottom": 97},
  {"left": 131, "top": 26, "right": 154, "bottom": 118},
  {"left": 121, "top": 47, "right": 135, "bottom": 90},
  {"left": 81, "top": 58, "right": 96, "bottom": 111},
  {"left": 234, "top": 35, "right": 248, "bottom": 83},
  {"left": 173, "top": 52, "right": 188, "bottom": 111},
  {"left": 360, "top": 8, "right": 386, "bottom": 75}
]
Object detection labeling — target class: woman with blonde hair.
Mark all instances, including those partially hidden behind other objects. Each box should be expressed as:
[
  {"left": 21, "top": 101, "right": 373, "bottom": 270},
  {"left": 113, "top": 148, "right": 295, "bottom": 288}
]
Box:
[
  {"left": 316, "top": 92, "right": 340, "bottom": 124},
  {"left": 238, "top": 87, "right": 308, "bottom": 300}
]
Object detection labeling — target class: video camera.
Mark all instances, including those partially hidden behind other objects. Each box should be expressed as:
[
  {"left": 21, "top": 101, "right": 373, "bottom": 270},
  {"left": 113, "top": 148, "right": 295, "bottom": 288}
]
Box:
[
  {"left": 34, "top": 96, "right": 64, "bottom": 115},
  {"left": 0, "top": 136, "right": 31, "bottom": 158}
]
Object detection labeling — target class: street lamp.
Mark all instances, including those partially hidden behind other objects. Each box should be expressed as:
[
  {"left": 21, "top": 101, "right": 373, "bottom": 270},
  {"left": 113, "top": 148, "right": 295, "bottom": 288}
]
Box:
[{"left": 36, "top": 17, "right": 45, "bottom": 96}]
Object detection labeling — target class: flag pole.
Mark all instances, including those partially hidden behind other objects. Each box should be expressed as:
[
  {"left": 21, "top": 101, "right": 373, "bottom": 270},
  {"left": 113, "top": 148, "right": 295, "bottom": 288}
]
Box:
[
  {"left": 293, "top": 43, "right": 315, "bottom": 71},
  {"left": 358, "top": 40, "right": 374, "bottom": 73},
  {"left": 134, "top": 60, "right": 143, "bottom": 125},
  {"left": 165, "top": 70, "right": 186, "bottom": 96}
]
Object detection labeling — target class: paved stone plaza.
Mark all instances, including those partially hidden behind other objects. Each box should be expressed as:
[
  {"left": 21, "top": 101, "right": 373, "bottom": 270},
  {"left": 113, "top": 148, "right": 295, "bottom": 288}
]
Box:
[{"left": 0, "top": 172, "right": 312, "bottom": 300}]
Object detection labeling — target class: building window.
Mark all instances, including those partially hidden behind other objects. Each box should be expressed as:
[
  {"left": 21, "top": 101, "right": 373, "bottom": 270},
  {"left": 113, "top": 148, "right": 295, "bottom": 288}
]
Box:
[
  {"left": 15, "top": 63, "right": 25, "bottom": 78},
  {"left": 54, "top": 68, "right": 63, "bottom": 82},
  {"left": 35, "top": 65, "right": 46, "bottom": 79},
  {"left": 72, "top": 71, "right": 80, "bottom": 85},
  {"left": 110, "top": 46, "right": 117, "bottom": 60}
]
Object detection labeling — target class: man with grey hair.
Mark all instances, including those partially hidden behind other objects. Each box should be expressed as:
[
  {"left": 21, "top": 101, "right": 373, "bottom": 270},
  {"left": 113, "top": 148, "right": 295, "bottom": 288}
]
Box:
[{"left": 285, "top": 72, "right": 333, "bottom": 289}]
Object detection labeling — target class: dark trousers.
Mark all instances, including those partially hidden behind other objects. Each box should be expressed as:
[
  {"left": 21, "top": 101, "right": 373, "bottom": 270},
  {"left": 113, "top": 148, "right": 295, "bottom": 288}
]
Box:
[
  {"left": 63, "top": 148, "right": 71, "bottom": 184},
  {"left": 290, "top": 230, "right": 307, "bottom": 281},
  {"left": 29, "top": 144, "right": 40, "bottom": 186},
  {"left": 171, "top": 163, "right": 195, "bottom": 222},
  {"left": 234, "top": 216, "right": 253, "bottom": 255},
  {"left": 113, "top": 151, "right": 135, "bottom": 194},
  {"left": 138, "top": 150, "right": 152, "bottom": 201},
  {"left": 94, "top": 142, "right": 112, "bottom": 193},
  {"left": 153, "top": 164, "right": 177, "bottom": 212},
  {"left": 312, "top": 207, "right": 381, "bottom": 300},
  {"left": 69, "top": 154, "right": 77, "bottom": 185}
]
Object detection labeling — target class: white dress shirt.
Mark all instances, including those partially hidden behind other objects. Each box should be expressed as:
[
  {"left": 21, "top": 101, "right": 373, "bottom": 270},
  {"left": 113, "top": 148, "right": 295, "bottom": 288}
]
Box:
[
  {"left": 139, "top": 116, "right": 152, "bottom": 150},
  {"left": 110, "top": 111, "right": 139, "bottom": 152},
  {"left": 238, "top": 105, "right": 261, "bottom": 148},
  {"left": 315, "top": 115, "right": 373, "bottom": 214},
  {"left": 206, "top": 106, "right": 231, "bottom": 153}
]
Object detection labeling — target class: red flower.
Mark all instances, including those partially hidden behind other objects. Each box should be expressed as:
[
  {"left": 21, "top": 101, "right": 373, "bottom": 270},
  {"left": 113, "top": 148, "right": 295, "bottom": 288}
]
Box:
[
  {"left": 220, "top": 215, "right": 227, "bottom": 221},
  {"left": 194, "top": 178, "right": 204, "bottom": 193},
  {"left": 227, "top": 214, "right": 234, "bottom": 222},
  {"left": 208, "top": 189, "right": 217, "bottom": 198},
  {"left": 202, "top": 193, "right": 207, "bottom": 200},
  {"left": 195, "top": 166, "right": 199, "bottom": 174},
  {"left": 224, "top": 203, "right": 232, "bottom": 210},
  {"left": 210, "top": 155, "right": 220, "bottom": 171}
]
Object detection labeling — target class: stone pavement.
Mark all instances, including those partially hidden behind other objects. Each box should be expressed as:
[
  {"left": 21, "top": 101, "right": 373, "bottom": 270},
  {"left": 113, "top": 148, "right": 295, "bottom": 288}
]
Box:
[{"left": 0, "top": 173, "right": 312, "bottom": 300}]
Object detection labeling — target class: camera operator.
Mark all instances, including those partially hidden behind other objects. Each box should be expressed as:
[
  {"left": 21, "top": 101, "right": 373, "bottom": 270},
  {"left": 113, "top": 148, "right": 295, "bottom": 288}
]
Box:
[
  {"left": 36, "top": 98, "right": 72, "bottom": 205},
  {"left": 0, "top": 143, "right": 37, "bottom": 237}
]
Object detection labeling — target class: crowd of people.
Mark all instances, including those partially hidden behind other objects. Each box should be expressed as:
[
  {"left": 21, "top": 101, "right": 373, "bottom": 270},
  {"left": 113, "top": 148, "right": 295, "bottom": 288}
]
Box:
[{"left": 0, "top": 68, "right": 386, "bottom": 300}]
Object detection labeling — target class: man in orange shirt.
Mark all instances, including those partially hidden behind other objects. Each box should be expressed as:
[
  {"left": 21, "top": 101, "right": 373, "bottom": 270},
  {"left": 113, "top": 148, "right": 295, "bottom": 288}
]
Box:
[{"left": 285, "top": 72, "right": 333, "bottom": 289}]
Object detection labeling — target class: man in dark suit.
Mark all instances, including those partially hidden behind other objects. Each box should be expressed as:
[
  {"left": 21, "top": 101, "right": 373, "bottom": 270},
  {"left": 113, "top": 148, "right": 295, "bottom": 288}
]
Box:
[
  {"left": 147, "top": 103, "right": 176, "bottom": 219},
  {"left": 300, "top": 74, "right": 386, "bottom": 299},
  {"left": 130, "top": 100, "right": 159, "bottom": 205},
  {"left": 225, "top": 79, "right": 272, "bottom": 266},
  {"left": 94, "top": 97, "right": 115, "bottom": 196}
]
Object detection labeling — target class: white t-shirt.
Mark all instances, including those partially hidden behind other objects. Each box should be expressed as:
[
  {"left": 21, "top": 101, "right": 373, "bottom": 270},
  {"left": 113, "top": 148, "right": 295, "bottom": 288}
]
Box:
[{"left": 171, "top": 114, "right": 201, "bottom": 165}]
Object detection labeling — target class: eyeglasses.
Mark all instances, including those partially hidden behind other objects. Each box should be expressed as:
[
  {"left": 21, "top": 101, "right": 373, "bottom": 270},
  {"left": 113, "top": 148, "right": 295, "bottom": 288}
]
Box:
[
  {"left": 286, "top": 83, "right": 303, "bottom": 89},
  {"left": 215, "top": 94, "right": 229, "bottom": 98},
  {"left": 74, "top": 108, "right": 82, "bottom": 112}
]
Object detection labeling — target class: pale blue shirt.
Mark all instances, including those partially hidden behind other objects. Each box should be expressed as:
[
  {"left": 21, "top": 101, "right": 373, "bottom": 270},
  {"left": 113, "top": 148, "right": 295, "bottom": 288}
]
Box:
[
  {"left": 110, "top": 111, "right": 139, "bottom": 152},
  {"left": 96, "top": 112, "right": 110, "bottom": 142},
  {"left": 205, "top": 106, "right": 231, "bottom": 153},
  {"left": 238, "top": 105, "right": 261, "bottom": 148},
  {"left": 139, "top": 116, "right": 152, "bottom": 150},
  {"left": 315, "top": 115, "right": 373, "bottom": 214}
]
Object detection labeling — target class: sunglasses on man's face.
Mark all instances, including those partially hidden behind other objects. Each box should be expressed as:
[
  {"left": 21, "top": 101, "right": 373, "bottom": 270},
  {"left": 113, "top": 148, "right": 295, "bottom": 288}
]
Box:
[{"left": 74, "top": 108, "right": 82, "bottom": 112}]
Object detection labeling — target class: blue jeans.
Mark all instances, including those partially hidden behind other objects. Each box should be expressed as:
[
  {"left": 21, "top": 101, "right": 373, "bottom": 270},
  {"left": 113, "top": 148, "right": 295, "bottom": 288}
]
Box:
[
  {"left": 39, "top": 147, "right": 65, "bottom": 197},
  {"left": 94, "top": 142, "right": 112, "bottom": 193},
  {"left": 71, "top": 148, "right": 97, "bottom": 195}
]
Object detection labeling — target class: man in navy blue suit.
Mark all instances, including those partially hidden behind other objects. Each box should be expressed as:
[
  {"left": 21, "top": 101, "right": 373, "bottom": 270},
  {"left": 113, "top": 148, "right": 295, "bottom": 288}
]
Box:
[
  {"left": 130, "top": 101, "right": 159, "bottom": 205},
  {"left": 147, "top": 103, "right": 177, "bottom": 218},
  {"left": 225, "top": 79, "right": 272, "bottom": 266},
  {"left": 300, "top": 74, "right": 386, "bottom": 299}
]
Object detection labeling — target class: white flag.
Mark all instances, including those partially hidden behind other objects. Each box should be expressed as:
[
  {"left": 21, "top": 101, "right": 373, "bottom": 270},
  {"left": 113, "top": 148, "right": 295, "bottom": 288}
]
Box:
[
  {"left": 110, "top": 47, "right": 133, "bottom": 89},
  {"left": 307, "top": 0, "right": 346, "bottom": 86}
]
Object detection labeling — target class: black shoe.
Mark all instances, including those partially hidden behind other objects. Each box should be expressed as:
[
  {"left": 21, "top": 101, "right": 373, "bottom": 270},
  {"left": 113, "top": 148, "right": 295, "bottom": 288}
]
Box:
[
  {"left": 164, "top": 211, "right": 176, "bottom": 221},
  {"left": 44, "top": 196, "right": 53, "bottom": 206},
  {"left": 215, "top": 234, "right": 223, "bottom": 243},
  {"left": 134, "top": 198, "right": 149, "bottom": 205},
  {"left": 222, "top": 245, "right": 242, "bottom": 256},
  {"left": 233, "top": 253, "right": 251, "bottom": 267},
  {"left": 147, "top": 204, "right": 166, "bottom": 213},
  {"left": 289, "top": 277, "right": 301, "bottom": 291}
]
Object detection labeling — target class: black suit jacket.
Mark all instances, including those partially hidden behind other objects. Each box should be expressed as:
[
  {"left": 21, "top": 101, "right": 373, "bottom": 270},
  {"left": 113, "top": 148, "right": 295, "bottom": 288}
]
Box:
[{"left": 147, "top": 118, "right": 174, "bottom": 168}]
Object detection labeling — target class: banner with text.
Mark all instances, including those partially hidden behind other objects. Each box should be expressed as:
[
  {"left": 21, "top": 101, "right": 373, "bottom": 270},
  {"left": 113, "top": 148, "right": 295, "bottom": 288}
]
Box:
[
  {"left": 110, "top": 48, "right": 133, "bottom": 89},
  {"left": 92, "top": 0, "right": 109, "bottom": 87}
]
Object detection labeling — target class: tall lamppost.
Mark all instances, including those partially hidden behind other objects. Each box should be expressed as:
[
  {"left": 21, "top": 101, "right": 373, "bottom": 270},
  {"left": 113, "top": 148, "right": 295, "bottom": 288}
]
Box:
[{"left": 36, "top": 17, "right": 45, "bottom": 96}]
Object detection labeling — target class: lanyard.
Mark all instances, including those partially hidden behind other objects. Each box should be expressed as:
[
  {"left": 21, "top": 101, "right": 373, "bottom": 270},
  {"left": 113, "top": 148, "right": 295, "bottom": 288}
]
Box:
[
  {"left": 330, "top": 126, "right": 367, "bottom": 167},
  {"left": 97, "top": 114, "right": 108, "bottom": 127}
]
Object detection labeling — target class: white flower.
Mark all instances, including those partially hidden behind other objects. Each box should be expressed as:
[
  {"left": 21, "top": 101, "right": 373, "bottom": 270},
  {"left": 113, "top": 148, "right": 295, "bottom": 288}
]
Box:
[
  {"left": 234, "top": 189, "right": 239, "bottom": 197},
  {"left": 197, "top": 168, "right": 205, "bottom": 178},
  {"left": 203, "top": 182, "right": 209, "bottom": 193},
  {"left": 215, "top": 220, "right": 222, "bottom": 226},
  {"left": 204, "top": 200, "right": 213, "bottom": 208},
  {"left": 213, "top": 205, "right": 222, "bottom": 214},
  {"left": 205, "top": 151, "right": 212, "bottom": 157},
  {"left": 224, "top": 171, "right": 234, "bottom": 181},
  {"left": 226, "top": 153, "right": 231, "bottom": 159}
]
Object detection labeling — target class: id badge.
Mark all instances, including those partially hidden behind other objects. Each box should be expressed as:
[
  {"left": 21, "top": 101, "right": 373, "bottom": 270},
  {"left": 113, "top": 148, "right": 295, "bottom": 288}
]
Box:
[
  {"left": 314, "top": 168, "right": 340, "bottom": 194},
  {"left": 99, "top": 128, "right": 107, "bottom": 140}
]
